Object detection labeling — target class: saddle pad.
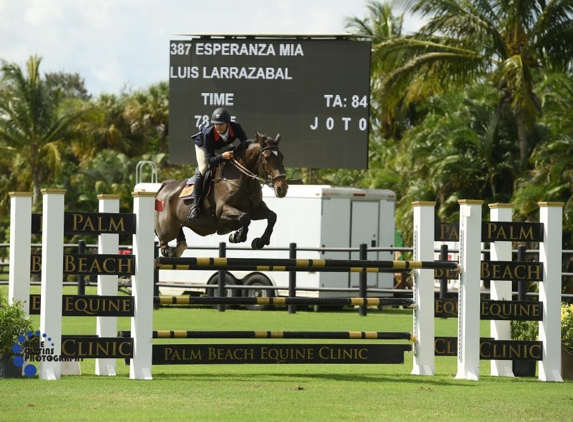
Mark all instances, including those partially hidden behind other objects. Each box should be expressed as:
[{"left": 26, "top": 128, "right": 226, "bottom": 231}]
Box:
[{"left": 179, "top": 184, "right": 194, "bottom": 199}]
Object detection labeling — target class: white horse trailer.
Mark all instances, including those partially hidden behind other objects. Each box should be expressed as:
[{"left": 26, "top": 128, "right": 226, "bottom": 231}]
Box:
[{"left": 135, "top": 183, "right": 396, "bottom": 299}]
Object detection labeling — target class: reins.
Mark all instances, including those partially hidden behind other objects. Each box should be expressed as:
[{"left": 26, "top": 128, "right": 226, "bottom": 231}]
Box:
[{"left": 229, "top": 145, "right": 285, "bottom": 188}]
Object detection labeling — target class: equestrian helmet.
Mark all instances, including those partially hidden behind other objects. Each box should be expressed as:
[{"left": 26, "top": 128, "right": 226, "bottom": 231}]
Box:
[{"left": 211, "top": 107, "right": 231, "bottom": 124}]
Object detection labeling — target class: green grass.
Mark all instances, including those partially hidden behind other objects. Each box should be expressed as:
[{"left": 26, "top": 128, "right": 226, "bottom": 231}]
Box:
[{"left": 1, "top": 286, "right": 572, "bottom": 421}]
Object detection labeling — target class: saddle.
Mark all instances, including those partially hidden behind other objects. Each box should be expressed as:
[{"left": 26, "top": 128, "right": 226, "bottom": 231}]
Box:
[
  {"left": 179, "top": 146, "right": 238, "bottom": 200},
  {"left": 178, "top": 168, "right": 214, "bottom": 201},
  {"left": 179, "top": 180, "right": 196, "bottom": 200}
]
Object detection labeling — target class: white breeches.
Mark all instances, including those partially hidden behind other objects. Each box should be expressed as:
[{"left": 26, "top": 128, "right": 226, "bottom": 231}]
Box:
[{"left": 195, "top": 145, "right": 208, "bottom": 175}]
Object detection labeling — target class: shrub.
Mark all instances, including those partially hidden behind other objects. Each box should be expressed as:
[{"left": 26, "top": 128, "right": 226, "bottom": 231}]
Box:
[
  {"left": 562, "top": 302, "right": 573, "bottom": 350},
  {"left": 0, "top": 291, "right": 33, "bottom": 355}
]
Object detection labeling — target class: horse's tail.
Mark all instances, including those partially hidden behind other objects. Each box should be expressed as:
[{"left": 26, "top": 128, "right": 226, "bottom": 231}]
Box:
[
  {"left": 156, "top": 180, "right": 174, "bottom": 197},
  {"left": 154, "top": 180, "right": 175, "bottom": 215},
  {"left": 153, "top": 180, "right": 179, "bottom": 242}
]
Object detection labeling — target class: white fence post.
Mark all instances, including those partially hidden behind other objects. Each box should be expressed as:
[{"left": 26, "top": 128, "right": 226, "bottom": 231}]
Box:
[
  {"left": 95, "top": 194, "right": 121, "bottom": 376},
  {"left": 489, "top": 203, "right": 514, "bottom": 377},
  {"left": 538, "top": 202, "right": 564, "bottom": 382},
  {"left": 8, "top": 192, "right": 33, "bottom": 314},
  {"left": 456, "top": 200, "right": 483, "bottom": 381},
  {"left": 39, "top": 189, "right": 66, "bottom": 381},
  {"left": 411, "top": 201, "right": 436, "bottom": 375},
  {"left": 129, "top": 191, "right": 156, "bottom": 380}
]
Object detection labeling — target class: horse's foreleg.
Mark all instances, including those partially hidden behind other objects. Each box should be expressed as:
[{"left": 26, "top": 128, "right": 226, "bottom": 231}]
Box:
[
  {"left": 251, "top": 202, "right": 277, "bottom": 249},
  {"left": 251, "top": 205, "right": 277, "bottom": 249}
]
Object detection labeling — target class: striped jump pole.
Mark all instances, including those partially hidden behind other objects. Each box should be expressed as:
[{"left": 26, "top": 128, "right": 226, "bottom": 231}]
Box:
[
  {"left": 153, "top": 296, "right": 415, "bottom": 308},
  {"left": 8, "top": 192, "right": 33, "bottom": 314},
  {"left": 39, "top": 189, "right": 66, "bottom": 380},
  {"left": 96, "top": 194, "right": 121, "bottom": 377},
  {"left": 130, "top": 191, "right": 157, "bottom": 381},
  {"left": 156, "top": 257, "right": 459, "bottom": 272},
  {"left": 489, "top": 203, "right": 514, "bottom": 378},
  {"left": 456, "top": 200, "right": 483, "bottom": 381},
  {"left": 412, "top": 201, "right": 435, "bottom": 376},
  {"left": 118, "top": 330, "right": 413, "bottom": 340}
]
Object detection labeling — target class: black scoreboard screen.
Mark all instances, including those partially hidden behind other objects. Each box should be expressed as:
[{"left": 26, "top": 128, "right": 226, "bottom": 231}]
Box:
[{"left": 168, "top": 36, "right": 371, "bottom": 169}]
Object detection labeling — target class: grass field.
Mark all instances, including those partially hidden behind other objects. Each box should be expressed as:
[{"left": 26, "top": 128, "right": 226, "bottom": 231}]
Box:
[{"left": 1, "top": 286, "right": 572, "bottom": 421}]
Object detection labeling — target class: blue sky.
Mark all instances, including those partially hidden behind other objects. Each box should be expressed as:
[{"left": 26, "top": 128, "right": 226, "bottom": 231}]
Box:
[{"left": 0, "top": 0, "right": 421, "bottom": 96}]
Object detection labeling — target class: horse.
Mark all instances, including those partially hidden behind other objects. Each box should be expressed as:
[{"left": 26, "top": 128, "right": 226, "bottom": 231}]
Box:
[{"left": 154, "top": 132, "right": 288, "bottom": 257}]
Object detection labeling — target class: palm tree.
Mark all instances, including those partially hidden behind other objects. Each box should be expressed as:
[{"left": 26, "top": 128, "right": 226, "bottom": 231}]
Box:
[
  {"left": 345, "top": 0, "right": 404, "bottom": 46},
  {"left": 392, "top": 82, "right": 522, "bottom": 243},
  {"left": 374, "top": 0, "right": 573, "bottom": 168},
  {"left": 513, "top": 71, "right": 573, "bottom": 248},
  {"left": 0, "top": 56, "right": 90, "bottom": 205},
  {"left": 345, "top": 0, "right": 407, "bottom": 138},
  {"left": 123, "top": 82, "right": 169, "bottom": 154}
]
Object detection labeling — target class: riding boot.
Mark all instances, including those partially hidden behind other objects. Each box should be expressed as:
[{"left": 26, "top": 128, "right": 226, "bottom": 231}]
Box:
[{"left": 187, "top": 174, "right": 204, "bottom": 220}]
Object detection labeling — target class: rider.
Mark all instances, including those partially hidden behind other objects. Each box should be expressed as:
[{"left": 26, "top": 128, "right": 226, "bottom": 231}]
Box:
[{"left": 187, "top": 107, "right": 249, "bottom": 220}]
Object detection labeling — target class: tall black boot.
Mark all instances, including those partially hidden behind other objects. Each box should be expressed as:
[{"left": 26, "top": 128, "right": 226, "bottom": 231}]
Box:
[{"left": 187, "top": 174, "right": 204, "bottom": 220}]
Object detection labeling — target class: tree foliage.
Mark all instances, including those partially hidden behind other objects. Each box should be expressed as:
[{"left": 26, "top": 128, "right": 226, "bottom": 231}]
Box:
[
  {"left": 0, "top": 56, "right": 90, "bottom": 206},
  {"left": 375, "top": 0, "right": 573, "bottom": 167}
]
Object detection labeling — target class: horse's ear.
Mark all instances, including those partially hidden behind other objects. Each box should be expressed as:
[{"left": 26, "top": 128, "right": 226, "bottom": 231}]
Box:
[
  {"left": 255, "top": 132, "right": 267, "bottom": 146},
  {"left": 274, "top": 133, "right": 281, "bottom": 144}
]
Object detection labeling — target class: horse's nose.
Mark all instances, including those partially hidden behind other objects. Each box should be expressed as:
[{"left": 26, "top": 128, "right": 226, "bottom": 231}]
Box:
[{"left": 275, "top": 184, "right": 288, "bottom": 198}]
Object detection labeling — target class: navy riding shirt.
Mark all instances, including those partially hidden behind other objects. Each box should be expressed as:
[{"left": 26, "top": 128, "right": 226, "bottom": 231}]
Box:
[{"left": 193, "top": 121, "right": 248, "bottom": 167}]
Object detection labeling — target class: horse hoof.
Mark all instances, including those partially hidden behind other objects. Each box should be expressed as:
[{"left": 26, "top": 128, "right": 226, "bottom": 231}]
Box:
[
  {"left": 251, "top": 238, "right": 265, "bottom": 249},
  {"left": 229, "top": 233, "right": 238, "bottom": 243},
  {"left": 161, "top": 248, "right": 176, "bottom": 257}
]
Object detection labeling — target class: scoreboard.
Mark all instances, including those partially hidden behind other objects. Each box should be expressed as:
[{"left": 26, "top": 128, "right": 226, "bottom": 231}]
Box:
[{"left": 168, "top": 36, "right": 371, "bottom": 169}]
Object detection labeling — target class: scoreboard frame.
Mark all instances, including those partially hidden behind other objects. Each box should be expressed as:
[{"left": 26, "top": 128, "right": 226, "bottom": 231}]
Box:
[{"left": 168, "top": 34, "right": 372, "bottom": 169}]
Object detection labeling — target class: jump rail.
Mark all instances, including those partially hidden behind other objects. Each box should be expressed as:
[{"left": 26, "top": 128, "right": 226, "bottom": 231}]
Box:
[
  {"left": 118, "top": 330, "right": 413, "bottom": 340},
  {"left": 156, "top": 257, "right": 459, "bottom": 272},
  {"left": 154, "top": 296, "right": 415, "bottom": 307}
]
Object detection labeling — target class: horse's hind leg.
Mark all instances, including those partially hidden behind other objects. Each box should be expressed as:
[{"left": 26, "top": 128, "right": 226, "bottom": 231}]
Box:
[
  {"left": 174, "top": 227, "right": 188, "bottom": 257},
  {"left": 219, "top": 206, "right": 251, "bottom": 244},
  {"left": 159, "top": 239, "right": 171, "bottom": 257},
  {"left": 158, "top": 228, "right": 187, "bottom": 257},
  {"left": 228, "top": 213, "right": 250, "bottom": 243}
]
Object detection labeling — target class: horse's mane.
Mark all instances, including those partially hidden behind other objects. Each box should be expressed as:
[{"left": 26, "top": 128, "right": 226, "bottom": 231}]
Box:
[
  {"left": 232, "top": 139, "right": 259, "bottom": 158},
  {"left": 235, "top": 139, "right": 255, "bottom": 153}
]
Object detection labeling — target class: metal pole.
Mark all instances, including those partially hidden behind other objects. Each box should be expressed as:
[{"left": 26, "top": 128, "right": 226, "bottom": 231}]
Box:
[
  {"left": 77, "top": 239, "right": 86, "bottom": 295},
  {"left": 218, "top": 242, "right": 226, "bottom": 312},
  {"left": 288, "top": 242, "right": 297, "bottom": 314},
  {"left": 359, "top": 243, "right": 367, "bottom": 316},
  {"left": 517, "top": 245, "right": 527, "bottom": 301},
  {"left": 440, "top": 244, "right": 448, "bottom": 299},
  {"left": 153, "top": 242, "right": 160, "bottom": 309},
  {"left": 157, "top": 256, "right": 458, "bottom": 270}
]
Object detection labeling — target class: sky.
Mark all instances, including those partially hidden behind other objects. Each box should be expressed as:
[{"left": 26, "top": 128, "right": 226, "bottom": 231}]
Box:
[{"left": 0, "top": 0, "right": 421, "bottom": 96}]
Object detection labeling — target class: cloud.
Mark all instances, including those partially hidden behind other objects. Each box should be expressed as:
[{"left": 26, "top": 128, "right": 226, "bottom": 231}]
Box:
[
  {"left": 24, "top": 0, "right": 63, "bottom": 26},
  {"left": 0, "top": 0, "right": 420, "bottom": 96}
]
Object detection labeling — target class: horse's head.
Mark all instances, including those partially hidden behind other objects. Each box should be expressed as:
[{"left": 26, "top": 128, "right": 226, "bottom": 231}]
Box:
[{"left": 249, "top": 132, "right": 288, "bottom": 198}]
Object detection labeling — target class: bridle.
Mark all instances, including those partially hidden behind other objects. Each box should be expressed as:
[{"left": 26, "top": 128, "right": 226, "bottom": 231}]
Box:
[{"left": 230, "top": 144, "right": 286, "bottom": 188}]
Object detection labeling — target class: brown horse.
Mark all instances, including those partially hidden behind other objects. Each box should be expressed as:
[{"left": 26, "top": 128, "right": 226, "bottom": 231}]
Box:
[{"left": 154, "top": 133, "right": 288, "bottom": 257}]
